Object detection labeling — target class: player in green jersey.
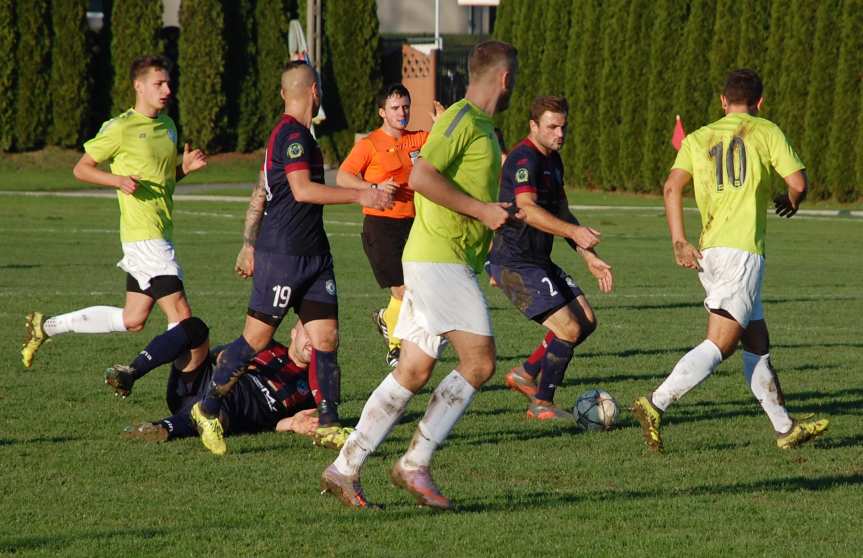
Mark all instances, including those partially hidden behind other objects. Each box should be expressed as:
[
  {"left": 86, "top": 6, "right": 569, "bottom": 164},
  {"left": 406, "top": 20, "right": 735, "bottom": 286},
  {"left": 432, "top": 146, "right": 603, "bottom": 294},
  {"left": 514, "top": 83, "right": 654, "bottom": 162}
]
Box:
[
  {"left": 321, "top": 40, "right": 519, "bottom": 510},
  {"left": 632, "top": 69, "right": 828, "bottom": 452},
  {"left": 21, "top": 55, "right": 207, "bottom": 369}
]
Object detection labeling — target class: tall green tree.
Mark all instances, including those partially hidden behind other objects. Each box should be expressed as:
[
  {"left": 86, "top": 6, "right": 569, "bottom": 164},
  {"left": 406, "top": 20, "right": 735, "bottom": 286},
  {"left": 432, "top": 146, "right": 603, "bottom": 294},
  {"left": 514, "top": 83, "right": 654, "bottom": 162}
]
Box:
[
  {"left": 0, "top": 0, "right": 15, "bottom": 151},
  {"left": 538, "top": 0, "right": 571, "bottom": 97},
  {"left": 773, "top": 1, "right": 815, "bottom": 158},
  {"left": 825, "top": 0, "right": 863, "bottom": 201},
  {"left": 110, "top": 0, "right": 163, "bottom": 115},
  {"left": 617, "top": 0, "right": 651, "bottom": 191},
  {"left": 502, "top": 0, "right": 544, "bottom": 146},
  {"left": 492, "top": 0, "right": 516, "bottom": 44},
  {"left": 570, "top": 0, "right": 603, "bottom": 188},
  {"left": 560, "top": 0, "right": 584, "bottom": 179},
  {"left": 673, "top": 0, "right": 715, "bottom": 135},
  {"left": 800, "top": 0, "right": 840, "bottom": 199},
  {"left": 597, "top": 0, "right": 627, "bottom": 190},
  {"left": 761, "top": 0, "right": 788, "bottom": 122},
  {"left": 735, "top": 0, "right": 769, "bottom": 72},
  {"left": 641, "top": 0, "right": 685, "bottom": 192},
  {"left": 225, "top": 0, "right": 262, "bottom": 152},
  {"left": 707, "top": 0, "right": 740, "bottom": 122},
  {"left": 256, "top": 0, "right": 294, "bottom": 134},
  {"left": 50, "top": 0, "right": 91, "bottom": 147},
  {"left": 178, "top": 0, "right": 226, "bottom": 152},
  {"left": 15, "top": 0, "right": 51, "bottom": 150},
  {"left": 855, "top": 88, "right": 863, "bottom": 200}
]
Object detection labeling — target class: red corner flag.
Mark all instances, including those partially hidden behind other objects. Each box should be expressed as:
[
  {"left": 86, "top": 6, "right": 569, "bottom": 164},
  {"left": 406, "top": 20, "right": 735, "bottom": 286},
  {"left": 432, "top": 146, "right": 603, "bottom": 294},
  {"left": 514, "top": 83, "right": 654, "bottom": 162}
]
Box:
[{"left": 671, "top": 114, "right": 686, "bottom": 151}]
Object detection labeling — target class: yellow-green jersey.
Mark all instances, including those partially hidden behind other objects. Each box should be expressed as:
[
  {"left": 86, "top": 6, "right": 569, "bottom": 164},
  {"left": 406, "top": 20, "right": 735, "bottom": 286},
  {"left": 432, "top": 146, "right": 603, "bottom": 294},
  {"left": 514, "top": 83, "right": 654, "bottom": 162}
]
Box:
[
  {"left": 672, "top": 113, "right": 804, "bottom": 256},
  {"left": 402, "top": 99, "right": 501, "bottom": 273},
  {"left": 84, "top": 109, "right": 179, "bottom": 243}
]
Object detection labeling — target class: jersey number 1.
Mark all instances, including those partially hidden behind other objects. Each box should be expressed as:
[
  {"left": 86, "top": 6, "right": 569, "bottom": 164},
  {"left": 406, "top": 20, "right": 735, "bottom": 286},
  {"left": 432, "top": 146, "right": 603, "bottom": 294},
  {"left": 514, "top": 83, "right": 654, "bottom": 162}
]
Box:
[{"left": 708, "top": 137, "right": 747, "bottom": 191}]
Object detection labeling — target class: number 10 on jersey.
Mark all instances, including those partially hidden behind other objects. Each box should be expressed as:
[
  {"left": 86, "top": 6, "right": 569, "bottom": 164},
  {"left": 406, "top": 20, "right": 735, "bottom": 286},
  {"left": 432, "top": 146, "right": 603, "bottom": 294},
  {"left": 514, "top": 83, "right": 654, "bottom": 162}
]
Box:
[{"left": 708, "top": 136, "right": 747, "bottom": 192}]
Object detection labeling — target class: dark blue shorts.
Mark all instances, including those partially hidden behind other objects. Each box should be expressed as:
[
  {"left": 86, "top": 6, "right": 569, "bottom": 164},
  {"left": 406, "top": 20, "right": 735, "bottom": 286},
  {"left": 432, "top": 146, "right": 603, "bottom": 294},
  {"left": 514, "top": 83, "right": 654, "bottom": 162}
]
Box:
[
  {"left": 249, "top": 252, "right": 338, "bottom": 323},
  {"left": 488, "top": 261, "right": 583, "bottom": 323}
]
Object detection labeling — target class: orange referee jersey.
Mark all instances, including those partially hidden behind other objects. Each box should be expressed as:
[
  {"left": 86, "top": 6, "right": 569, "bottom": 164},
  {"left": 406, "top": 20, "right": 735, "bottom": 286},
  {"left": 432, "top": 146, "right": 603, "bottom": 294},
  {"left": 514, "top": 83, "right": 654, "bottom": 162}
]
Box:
[{"left": 339, "top": 128, "right": 429, "bottom": 219}]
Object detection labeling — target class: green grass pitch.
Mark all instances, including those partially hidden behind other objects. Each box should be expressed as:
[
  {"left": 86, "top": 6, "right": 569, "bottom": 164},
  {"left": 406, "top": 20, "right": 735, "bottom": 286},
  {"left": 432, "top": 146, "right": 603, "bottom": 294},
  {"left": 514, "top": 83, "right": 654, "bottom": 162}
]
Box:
[{"left": 1, "top": 194, "right": 861, "bottom": 556}]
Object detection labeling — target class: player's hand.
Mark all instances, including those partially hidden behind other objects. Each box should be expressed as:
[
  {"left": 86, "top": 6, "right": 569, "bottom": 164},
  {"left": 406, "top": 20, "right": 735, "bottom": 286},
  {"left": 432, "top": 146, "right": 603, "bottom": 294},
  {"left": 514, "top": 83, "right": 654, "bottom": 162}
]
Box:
[
  {"left": 673, "top": 240, "right": 703, "bottom": 271},
  {"left": 182, "top": 143, "right": 208, "bottom": 174},
  {"left": 292, "top": 409, "right": 320, "bottom": 436},
  {"left": 585, "top": 254, "right": 614, "bottom": 293},
  {"left": 773, "top": 193, "right": 798, "bottom": 218},
  {"left": 115, "top": 175, "right": 138, "bottom": 195},
  {"left": 358, "top": 187, "right": 394, "bottom": 210},
  {"left": 570, "top": 225, "right": 601, "bottom": 249},
  {"left": 479, "top": 202, "right": 512, "bottom": 231},
  {"left": 430, "top": 100, "right": 446, "bottom": 122},
  {"left": 234, "top": 244, "right": 254, "bottom": 278},
  {"left": 372, "top": 177, "right": 398, "bottom": 194}
]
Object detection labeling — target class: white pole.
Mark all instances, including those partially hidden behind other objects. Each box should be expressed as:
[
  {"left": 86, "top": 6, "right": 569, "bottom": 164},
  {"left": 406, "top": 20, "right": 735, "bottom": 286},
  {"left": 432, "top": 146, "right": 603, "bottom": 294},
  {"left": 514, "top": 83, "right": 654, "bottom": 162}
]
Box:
[{"left": 434, "top": 0, "right": 440, "bottom": 49}]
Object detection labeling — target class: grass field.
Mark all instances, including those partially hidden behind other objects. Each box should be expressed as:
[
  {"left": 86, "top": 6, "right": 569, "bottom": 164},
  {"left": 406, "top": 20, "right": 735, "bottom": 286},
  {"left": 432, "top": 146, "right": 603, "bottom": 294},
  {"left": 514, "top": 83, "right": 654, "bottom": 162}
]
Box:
[{"left": 1, "top": 193, "right": 861, "bottom": 557}]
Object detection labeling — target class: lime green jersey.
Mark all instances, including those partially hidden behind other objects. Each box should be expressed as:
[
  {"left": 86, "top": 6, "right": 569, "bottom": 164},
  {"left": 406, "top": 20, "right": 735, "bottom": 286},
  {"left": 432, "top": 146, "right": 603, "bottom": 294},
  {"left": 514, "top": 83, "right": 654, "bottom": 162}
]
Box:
[
  {"left": 84, "top": 109, "right": 179, "bottom": 243},
  {"left": 402, "top": 99, "right": 502, "bottom": 272},
  {"left": 672, "top": 112, "right": 804, "bottom": 256}
]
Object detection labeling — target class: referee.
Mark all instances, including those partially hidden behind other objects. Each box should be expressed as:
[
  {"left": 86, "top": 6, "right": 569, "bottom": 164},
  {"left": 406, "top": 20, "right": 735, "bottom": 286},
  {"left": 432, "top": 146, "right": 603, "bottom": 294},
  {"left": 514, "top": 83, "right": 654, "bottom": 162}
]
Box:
[{"left": 337, "top": 84, "right": 433, "bottom": 367}]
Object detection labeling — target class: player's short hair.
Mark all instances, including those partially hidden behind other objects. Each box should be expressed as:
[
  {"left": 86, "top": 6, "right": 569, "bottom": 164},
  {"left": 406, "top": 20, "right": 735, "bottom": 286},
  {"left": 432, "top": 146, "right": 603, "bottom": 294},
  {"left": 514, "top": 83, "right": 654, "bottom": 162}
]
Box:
[
  {"left": 468, "top": 40, "right": 517, "bottom": 82},
  {"left": 723, "top": 69, "right": 763, "bottom": 106},
  {"left": 529, "top": 96, "right": 569, "bottom": 123},
  {"left": 129, "top": 55, "right": 172, "bottom": 81},
  {"left": 283, "top": 59, "right": 311, "bottom": 74},
  {"left": 377, "top": 83, "right": 411, "bottom": 109}
]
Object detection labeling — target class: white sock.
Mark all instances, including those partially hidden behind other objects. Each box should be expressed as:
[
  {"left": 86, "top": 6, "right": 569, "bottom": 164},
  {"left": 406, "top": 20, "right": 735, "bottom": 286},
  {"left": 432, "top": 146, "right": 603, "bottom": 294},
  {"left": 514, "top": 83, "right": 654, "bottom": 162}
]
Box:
[
  {"left": 401, "top": 370, "right": 478, "bottom": 470},
  {"left": 332, "top": 373, "right": 414, "bottom": 477},
  {"left": 743, "top": 351, "right": 793, "bottom": 433},
  {"left": 42, "top": 306, "right": 127, "bottom": 336},
  {"left": 652, "top": 340, "right": 723, "bottom": 411}
]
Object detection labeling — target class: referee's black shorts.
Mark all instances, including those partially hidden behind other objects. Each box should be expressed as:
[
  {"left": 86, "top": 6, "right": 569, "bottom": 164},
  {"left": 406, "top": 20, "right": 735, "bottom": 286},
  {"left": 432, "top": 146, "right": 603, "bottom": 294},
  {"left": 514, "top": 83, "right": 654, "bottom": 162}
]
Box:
[{"left": 361, "top": 215, "right": 413, "bottom": 288}]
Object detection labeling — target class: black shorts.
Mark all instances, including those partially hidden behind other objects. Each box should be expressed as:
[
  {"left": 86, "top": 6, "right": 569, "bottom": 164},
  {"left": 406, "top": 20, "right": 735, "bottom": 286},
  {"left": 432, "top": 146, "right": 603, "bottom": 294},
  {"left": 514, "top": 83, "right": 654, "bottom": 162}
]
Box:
[
  {"left": 126, "top": 274, "right": 184, "bottom": 300},
  {"left": 361, "top": 215, "right": 413, "bottom": 288},
  {"left": 488, "top": 261, "right": 583, "bottom": 323},
  {"left": 248, "top": 251, "right": 338, "bottom": 326}
]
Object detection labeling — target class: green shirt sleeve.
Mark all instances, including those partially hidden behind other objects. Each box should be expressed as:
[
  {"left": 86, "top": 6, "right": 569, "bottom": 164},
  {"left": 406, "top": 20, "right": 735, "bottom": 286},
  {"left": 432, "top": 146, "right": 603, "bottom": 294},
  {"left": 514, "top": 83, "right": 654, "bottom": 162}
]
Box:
[
  {"left": 671, "top": 136, "right": 693, "bottom": 173},
  {"left": 768, "top": 126, "right": 805, "bottom": 178},
  {"left": 84, "top": 118, "right": 122, "bottom": 164},
  {"left": 420, "top": 106, "right": 472, "bottom": 174}
]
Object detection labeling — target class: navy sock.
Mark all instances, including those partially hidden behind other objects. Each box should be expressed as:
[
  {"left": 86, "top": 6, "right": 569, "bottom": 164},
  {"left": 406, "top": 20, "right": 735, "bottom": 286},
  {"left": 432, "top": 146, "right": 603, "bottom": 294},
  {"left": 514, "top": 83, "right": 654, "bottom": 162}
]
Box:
[
  {"left": 523, "top": 331, "right": 555, "bottom": 378},
  {"left": 535, "top": 336, "right": 576, "bottom": 403},
  {"left": 130, "top": 325, "right": 191, "bottom": 380},
  {"left": 199, "top": 336, "right": 256, "bottom": 417},
  {"left": 159, "top": 407, "right": 199, "bottom": 440},
  {"left": 309, "top": 349, "right": 341, "bottom": 426}
]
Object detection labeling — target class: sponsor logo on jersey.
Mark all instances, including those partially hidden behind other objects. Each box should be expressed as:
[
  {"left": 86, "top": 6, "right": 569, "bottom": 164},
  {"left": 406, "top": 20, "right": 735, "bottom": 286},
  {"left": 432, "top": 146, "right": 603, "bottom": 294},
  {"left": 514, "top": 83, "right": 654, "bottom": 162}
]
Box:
[
  {"left": 249, "top": 375, "right": 279, "bottom": 412},
  {"left": 288, "top": 142, "right": 304, "bottom": 159},
  {"left": 516, "top": 168, "right": 529, "bottom": 184}
]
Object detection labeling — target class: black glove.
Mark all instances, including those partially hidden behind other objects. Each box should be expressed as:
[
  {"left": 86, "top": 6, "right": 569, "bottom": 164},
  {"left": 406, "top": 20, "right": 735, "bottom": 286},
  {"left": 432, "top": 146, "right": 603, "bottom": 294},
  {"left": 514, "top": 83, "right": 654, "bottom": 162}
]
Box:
[{"left": 773, "top": 193, "right": 798, "bottom": 218}]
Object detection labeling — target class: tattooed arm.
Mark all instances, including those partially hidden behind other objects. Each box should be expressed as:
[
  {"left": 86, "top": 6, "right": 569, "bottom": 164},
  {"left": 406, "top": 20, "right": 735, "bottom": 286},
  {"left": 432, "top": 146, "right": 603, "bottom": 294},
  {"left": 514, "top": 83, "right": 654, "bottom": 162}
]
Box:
[{"left": 234, "top": 171, "right": 266, "bottom": 278}]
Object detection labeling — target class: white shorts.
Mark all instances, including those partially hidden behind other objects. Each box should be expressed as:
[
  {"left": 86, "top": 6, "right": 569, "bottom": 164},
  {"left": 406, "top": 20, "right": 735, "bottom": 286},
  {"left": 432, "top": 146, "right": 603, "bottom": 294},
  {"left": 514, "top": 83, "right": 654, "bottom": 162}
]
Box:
[
  {"left": 394, "top": 262, "right": 493, "bottom": 359},
  {"left": 117, "top": 239, "right": 184, "bottom": 291},
  {"left": 698, "top": 247, "right": 764, "bottom": 327}
]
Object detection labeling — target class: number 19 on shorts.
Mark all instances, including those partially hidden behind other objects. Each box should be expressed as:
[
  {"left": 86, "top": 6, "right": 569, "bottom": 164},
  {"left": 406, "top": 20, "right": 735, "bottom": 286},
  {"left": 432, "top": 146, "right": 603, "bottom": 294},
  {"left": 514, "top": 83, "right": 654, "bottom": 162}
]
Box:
[{"left": 272, "top": 285, "right": 292, "bottom": 308}]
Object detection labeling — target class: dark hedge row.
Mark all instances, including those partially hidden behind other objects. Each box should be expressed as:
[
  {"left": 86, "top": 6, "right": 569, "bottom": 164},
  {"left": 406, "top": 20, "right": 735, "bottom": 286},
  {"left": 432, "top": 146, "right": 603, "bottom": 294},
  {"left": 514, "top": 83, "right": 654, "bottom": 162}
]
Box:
[{"left": 494, "top": 0, "right": 863, "bottom": 201}]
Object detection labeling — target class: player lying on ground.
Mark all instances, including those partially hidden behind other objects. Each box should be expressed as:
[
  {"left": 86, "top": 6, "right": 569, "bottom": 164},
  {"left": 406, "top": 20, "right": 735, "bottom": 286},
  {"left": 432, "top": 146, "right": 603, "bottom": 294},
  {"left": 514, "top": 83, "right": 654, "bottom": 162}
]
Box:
[
  {"left": 108, "top": 317, "right": 344, "bottom": 448},
  {"left": 22, "top": 55, "right": 207, "bottom": 368},
  {"left": 321, "top": 40, "right": 520, "bottom": 510},
  {"left": 337, "top": 83, "right": 433, "bottom": 368},
  {"left": 191, "top": 61, "right": 392, "bottom": 456},
  {"left": 631, "top": 69, "right": 829, "bottom": 452},
  {"left": 487, "top": 95, "right": 613, "bottom": 422}
]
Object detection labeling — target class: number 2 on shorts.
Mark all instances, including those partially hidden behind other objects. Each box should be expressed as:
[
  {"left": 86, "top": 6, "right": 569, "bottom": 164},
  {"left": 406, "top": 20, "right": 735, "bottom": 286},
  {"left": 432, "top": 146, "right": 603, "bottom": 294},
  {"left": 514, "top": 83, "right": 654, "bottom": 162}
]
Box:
[
  {"left": 272, "top": 285, "right": 292, "bottom": 308},
  {"left": 541, "top": 277, "right": 558, "bottom": 296}
]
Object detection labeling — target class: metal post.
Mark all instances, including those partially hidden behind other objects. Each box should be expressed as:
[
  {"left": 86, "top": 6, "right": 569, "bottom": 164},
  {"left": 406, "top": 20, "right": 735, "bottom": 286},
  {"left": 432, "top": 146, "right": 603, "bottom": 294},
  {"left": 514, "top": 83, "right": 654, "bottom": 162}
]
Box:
[{"left": 434, "top": 0, "right": 441, "bottom": 49}]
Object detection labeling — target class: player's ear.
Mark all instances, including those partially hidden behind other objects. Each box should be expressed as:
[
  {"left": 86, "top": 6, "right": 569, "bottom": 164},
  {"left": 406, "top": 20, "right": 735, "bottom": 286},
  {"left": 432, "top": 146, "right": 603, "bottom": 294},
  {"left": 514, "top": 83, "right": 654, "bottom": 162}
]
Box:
[
  {"left": 280, "top": 88, "right": 286, "bottom": 102},
  {"left": 378, "top": 106, "right": 386, "bottom": 120},
  {"left": 528, "top": 119, "right": 538, "bottom": 134},
  {"left": 720, "top": 95, "right": 729, "bottom": 112},
  {"left": 755, "top": 97, "right": 764, "bottom": 112}
]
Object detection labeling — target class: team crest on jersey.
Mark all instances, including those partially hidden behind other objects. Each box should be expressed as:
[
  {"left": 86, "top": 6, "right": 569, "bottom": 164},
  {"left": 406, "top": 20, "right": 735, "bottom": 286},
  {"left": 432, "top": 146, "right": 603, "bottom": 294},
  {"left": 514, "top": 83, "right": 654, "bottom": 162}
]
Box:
[
  {"left": 325, "top": 280, "right": 336, "bottom": 295},
  {"left": 516, "top": 168, "right": 529, "bottom": 184},
  {"left": 288, "top": 142, "right": 304, "bottom": 159}
]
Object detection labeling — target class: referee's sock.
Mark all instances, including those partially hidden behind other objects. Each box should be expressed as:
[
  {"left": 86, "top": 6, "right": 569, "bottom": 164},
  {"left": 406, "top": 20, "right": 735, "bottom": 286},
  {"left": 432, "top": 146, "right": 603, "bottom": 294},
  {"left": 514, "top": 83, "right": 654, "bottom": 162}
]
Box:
[
  {"left": 42, "top": 306, "right": 126, "bottom": 336},
  {"left": 129, "top": 317, "right": 209, "bottom": 380},
  {"left": 383, "top": 296, "right": 402, "bottom": 350}
]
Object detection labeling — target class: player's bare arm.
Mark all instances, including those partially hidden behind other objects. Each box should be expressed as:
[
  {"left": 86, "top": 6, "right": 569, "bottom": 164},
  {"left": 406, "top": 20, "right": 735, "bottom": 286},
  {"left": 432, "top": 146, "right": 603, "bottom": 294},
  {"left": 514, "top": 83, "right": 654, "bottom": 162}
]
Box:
[
  {"left": 663, "top": 168, "right": 702, "bottom": 271},
  {"left": 72, "top": 153, "right": 139, "bottom": 195},
  {"left": 275, "top": 409, "right": 319, "bottom": 436},
  {"left": 557, "top": 204, "right": 613, "bottom": 293},
  {"left": 175, "top": 143, "right": 208, "bottom": 181},
  {"left": 234, "top": 170, "right": 267, "bottom": 278},
  {"left": 335, "top": 169, "right": 398, "bottom": 194},
  {"left": 410, "top": 158, "right": 511, "bottom": 230},
  {"left": 516, "top": 191, "right": 600, "bottom": 249},
  {"left": 288, "top": 168, "right": 393, "bottom": 210},
  {"left": 774, "top": 169, "right": 808, "bottom": 218}
]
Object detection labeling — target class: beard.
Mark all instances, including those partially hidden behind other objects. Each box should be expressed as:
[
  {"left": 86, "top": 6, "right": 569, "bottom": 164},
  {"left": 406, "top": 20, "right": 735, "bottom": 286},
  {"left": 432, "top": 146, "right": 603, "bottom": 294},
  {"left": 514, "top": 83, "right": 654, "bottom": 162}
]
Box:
[{"left": 495, "top": 89, "right": 513, "bottom": 113}]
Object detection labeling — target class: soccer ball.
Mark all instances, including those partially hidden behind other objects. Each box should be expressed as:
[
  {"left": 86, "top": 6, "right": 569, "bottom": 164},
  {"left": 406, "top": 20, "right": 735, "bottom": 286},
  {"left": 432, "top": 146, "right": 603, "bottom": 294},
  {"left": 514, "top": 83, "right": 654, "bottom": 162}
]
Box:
[{"left": 574, "top": 389, "right": 619, "bottom": 432}]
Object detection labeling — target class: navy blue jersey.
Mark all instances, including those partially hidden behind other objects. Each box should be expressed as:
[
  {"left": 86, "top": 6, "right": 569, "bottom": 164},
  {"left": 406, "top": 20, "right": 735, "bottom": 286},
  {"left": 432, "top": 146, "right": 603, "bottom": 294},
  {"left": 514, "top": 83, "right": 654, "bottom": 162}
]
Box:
[
  {"left": 489, "top": 139, "right": 566, "bottom": 266},
  {"left": 256, "top": 115, "right": 329, "bottom": 256}
]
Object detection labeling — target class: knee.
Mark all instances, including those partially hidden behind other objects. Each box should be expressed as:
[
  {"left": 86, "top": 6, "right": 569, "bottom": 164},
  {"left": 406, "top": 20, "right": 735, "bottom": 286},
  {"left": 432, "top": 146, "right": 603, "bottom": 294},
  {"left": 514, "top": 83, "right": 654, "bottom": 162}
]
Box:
[
  {"left": 123, "top": 312, "right": 147, "bottom": 332},
  {"left": 459, "top": 354, "right": 496, "bottom": 385},
  {"left": 312, "top": 328, "right": 340, "bottom": 352}
]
